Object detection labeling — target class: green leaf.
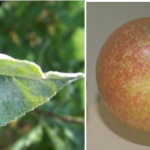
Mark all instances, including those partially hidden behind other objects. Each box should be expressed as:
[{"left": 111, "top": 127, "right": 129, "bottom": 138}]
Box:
[
  {"left": 0, "top": 53, "right": 84, "bottom": 126},
  {"left": 71, "top": 10, "right": 84, "bottom": 28},
  {"left": 11, "top": 125, "right": 43, "bottom": 150},
  {"left": 42, "top": 120, "right": 65, "bottom": 150}
]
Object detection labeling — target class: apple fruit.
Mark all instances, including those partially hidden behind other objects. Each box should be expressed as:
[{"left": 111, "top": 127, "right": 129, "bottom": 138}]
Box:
[{"left": 97, "top": 17, "right": 150, "bottom": 132}]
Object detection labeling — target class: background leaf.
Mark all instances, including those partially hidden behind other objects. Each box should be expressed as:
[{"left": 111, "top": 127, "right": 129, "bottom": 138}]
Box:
[{"left": 11, "top": 125, "right": 43, "bottom": 150}]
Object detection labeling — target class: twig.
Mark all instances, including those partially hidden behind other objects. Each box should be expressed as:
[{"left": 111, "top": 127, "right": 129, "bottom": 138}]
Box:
[{"left": 35, "top": 110, "right": 84, "bottom": 125}]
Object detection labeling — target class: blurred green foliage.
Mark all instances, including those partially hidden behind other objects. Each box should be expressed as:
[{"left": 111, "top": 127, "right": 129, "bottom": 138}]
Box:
[{"left": 0, "top": 1, "right": 84, "bottom": 150}]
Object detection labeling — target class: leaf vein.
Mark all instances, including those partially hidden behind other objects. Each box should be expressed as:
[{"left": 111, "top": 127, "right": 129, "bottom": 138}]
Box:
[{"left": 12, "top": 77, "right": 48, "bottom": 94}]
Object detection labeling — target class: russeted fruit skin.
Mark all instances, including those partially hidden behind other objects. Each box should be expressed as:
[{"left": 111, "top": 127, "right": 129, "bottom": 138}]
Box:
[{"left": 97, "top": 17, "right": 150, "bottom": 132}]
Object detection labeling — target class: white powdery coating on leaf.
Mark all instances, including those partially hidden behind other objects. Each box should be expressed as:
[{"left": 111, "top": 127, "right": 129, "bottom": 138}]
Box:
[
  {"left": 0, "top": 53, "right": 13, "bottom": 59},
  {"left": 43, "top": 71, "right": 84, "bottom": 79},
  {"left": 16, "top": 59, "right": 43, "bottom": 77},
  {"left": 0, "top": 53, "right": 43, "bottom": 77},
  {"left": 0, "top": 53, "right": 84, "bottom": 126}
]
